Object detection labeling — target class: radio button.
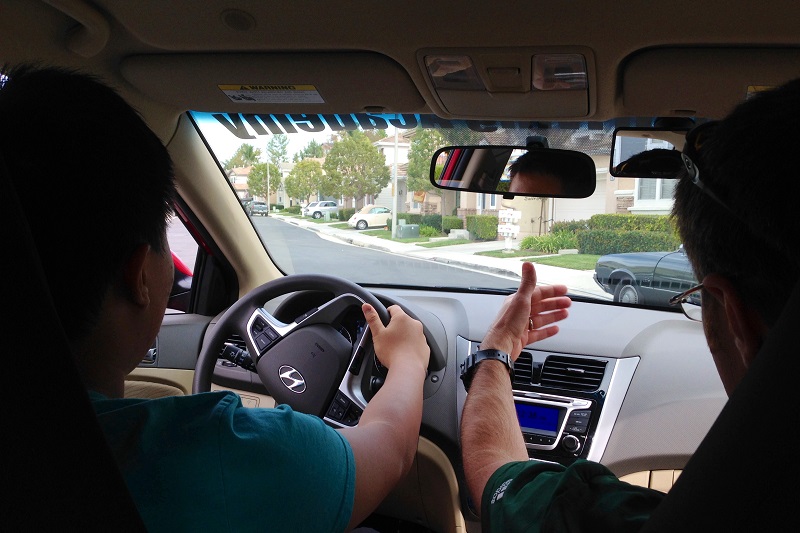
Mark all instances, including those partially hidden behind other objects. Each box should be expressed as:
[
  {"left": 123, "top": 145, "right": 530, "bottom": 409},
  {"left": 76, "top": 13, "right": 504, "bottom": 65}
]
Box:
[{"left": 566, "top": 424, "right": 588, "bottom": 434}]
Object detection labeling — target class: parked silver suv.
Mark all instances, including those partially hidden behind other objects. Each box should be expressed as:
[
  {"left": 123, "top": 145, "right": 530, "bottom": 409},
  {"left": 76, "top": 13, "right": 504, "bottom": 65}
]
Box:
[{"left": 302, "top": 200, "right": 339, "bottom": 219}]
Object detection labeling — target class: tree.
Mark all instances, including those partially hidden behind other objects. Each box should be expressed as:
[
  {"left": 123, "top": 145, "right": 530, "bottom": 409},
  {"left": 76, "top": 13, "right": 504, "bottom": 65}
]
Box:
[
  {"left": 323, "top": 131, "right": 390, "bottom": 202},
  {"left": 285, "top": 159, "right": 324, "bottom": 204},
  {"left": 406, "top": 128, "right": 445, "bottom": 193},
  {"left": 223, "top": 143, "right": 261, "bottom": 170},
  {"left": 266, "top": 134, "right": 290, "bottom": 165},
  {"left": 292, "top": 139, "right": 325, "bottom": 162},
  {"left": 247, "top": 162, "right": 281, "bottom": 200},
  {"left": 331, "top": 129, "right": 386, "bottom": 144},
  {"left": 362, "top": 129, "right": 387, "bottom": 143}
]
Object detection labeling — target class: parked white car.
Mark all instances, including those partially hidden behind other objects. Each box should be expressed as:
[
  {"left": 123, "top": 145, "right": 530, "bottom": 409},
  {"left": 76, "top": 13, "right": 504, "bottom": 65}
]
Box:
[
  {"left": 348, "top": 205, "right": 392, "bottom": 230},
  {"left": 300, "top": 201, "right": 319, "bottom": 217},
  {"left": 302, "top": 200, "right": 338, "bottom": 219}
]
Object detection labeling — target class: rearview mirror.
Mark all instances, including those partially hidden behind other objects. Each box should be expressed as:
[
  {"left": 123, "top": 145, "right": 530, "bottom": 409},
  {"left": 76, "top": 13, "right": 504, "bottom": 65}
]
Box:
[
  {"left": 429, "top": 145, "right": 596, "bottom": 199},
  {"left": 609, "top": 126, "right": 691, "bottom": 178}
]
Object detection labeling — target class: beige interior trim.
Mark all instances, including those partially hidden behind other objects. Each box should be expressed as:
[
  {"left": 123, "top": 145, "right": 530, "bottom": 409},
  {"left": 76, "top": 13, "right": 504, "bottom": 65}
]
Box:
[
  {"left": 620, "top": 469, "right": 683, "bottom": 493},
  {"left": 375, "top": 436, "right": 465, "bottom": 533},
  {"left": 127, "top": 367, "right": 194, "bottom": 395},
  {"left": 121, "top": 52, "right": 427, "bottom": 114},
  {"left": 124, "top": 380, "right": 184, "bottom": 399},
  {"left": 621, "top": 48, "right": 800, "bottom": 118}
]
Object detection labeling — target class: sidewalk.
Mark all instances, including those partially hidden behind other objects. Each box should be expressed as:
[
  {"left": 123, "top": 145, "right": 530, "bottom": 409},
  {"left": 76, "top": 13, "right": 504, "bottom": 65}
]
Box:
[{"left": 274, "top": 214, "right": 609, "bottom": 299}]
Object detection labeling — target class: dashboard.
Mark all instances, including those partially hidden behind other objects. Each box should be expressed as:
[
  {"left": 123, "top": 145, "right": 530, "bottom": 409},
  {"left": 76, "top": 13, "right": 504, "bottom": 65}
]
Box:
[{"left": 149, "top": 285, "right": 726, "bottom": 530}]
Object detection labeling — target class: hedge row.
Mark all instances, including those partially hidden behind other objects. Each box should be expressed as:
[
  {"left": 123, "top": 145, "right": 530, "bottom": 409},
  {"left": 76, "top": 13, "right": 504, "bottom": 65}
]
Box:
[
  {"left": 552, "top": 213, "right": 677, "bottom": 234},
  {"left": 387, "top": 213, "right": 464, "bottom": 232},
  {"left": 577, "top": 229, "right": 681, "bottom": 255}
]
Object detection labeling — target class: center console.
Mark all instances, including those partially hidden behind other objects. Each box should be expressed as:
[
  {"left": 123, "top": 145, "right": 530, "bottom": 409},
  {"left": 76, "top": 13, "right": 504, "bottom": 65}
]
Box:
[{"left": 456, "top": 336, "right": 638, "bottom": 465}]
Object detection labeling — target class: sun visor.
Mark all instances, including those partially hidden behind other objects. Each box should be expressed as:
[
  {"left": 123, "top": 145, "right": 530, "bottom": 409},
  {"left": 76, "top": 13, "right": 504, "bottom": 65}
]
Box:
[
  {"left": 621, "top": 48, "right": 800, "bottom": 118},
  {"left": 417, "top": 47, "right": 594, "bottom": 120},
  {"left": 121, "top": 52, "right": 427, "bottom": 114}
]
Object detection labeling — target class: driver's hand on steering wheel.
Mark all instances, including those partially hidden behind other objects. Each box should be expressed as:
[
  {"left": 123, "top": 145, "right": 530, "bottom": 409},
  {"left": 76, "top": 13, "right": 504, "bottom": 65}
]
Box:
[{"left": 362, "top": 303, "right": 430, "bottom": 377}]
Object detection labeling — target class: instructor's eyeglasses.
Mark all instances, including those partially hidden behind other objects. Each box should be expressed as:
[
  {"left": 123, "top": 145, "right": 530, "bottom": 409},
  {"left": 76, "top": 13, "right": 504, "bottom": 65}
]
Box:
[{"left": 669, "top": 283, "right": 703, "bottom": 321}]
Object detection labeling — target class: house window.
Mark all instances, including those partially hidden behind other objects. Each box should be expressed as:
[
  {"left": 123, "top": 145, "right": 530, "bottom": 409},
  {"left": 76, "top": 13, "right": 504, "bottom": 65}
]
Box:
[{"left": 638, "top": 178, "right": 675, "bottom": 201}]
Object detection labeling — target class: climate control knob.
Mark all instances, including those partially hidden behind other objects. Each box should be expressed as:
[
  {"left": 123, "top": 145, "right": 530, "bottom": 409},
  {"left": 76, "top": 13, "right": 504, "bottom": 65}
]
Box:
[{"left": 562, "top": 434, "right": 581, "bottom": 453}]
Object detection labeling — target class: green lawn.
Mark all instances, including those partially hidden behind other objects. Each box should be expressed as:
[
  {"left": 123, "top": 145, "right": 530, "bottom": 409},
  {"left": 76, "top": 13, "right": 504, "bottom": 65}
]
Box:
[
  {"left": 362, "top": 228, "right": 430, "bottom": 243},
  {"left": 524, "top": 254, "right": 600, "bottom": 270},
  {"left": 417, "top": 238, "right": 471, "bottom": 248}
]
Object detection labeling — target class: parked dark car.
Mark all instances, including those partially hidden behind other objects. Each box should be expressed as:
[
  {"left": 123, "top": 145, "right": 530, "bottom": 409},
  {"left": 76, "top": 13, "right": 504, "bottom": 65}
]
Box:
[
  {"left": 248, "top": 201, "right": 269, "bottom": 216},
  {"left": 594, "top": 247, "right": 698, "bottom": 306}
]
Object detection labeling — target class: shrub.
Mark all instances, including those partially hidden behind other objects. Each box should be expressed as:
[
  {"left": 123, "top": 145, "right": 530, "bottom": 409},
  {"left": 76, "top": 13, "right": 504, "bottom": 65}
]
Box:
[
  {"left": 419, "top": 225, "right": 441, "bottom": 237},
  {"left": 421, "top": 214, "right": 443, "bottom": 231},
  {"left": 340, "top": 207, "right": 356, "bottom": 222},
  {"left": 283, "top": 205, "right": 302, "bottom": 214},
  {"left": 520, "top": 231, "right": 578, "bottom": 254},
  {"left": 466, "top": 214, "right": 498, "bottom": 240},
  {"left": 442, "top": 216, "right": 463, "bottom": 232},
  {"left": 551, "top": 219, "right": 589, "bottom": 234}
]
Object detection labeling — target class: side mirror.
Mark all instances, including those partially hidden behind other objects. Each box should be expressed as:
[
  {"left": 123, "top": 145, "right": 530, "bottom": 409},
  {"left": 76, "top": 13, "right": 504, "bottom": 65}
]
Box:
[
  {"left": 429, "top": 145, "right": 596, "bottom": 199},
  {"left": 609, "top": 126, "right": 691, "bottom": 178},
  {"left": 168, "top": 252, "right": 193, "bottom": 312}
]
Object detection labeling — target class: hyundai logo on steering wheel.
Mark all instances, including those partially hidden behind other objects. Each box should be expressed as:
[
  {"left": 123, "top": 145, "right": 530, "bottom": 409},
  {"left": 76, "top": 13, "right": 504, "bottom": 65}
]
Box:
[{"left": 279, "top": 365, "right": 307, "bottom": 393}]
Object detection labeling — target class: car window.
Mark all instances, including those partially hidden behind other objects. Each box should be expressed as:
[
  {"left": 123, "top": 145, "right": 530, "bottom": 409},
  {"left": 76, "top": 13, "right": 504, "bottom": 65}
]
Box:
[{"left": 190, "top": 111, "right": 697, "bottom": 313}]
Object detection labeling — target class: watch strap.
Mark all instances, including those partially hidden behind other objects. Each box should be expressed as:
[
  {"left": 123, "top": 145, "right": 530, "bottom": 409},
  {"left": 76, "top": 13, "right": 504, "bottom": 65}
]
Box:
[{"left": 460, "top": 349, "right": 513, "bottom": 392}]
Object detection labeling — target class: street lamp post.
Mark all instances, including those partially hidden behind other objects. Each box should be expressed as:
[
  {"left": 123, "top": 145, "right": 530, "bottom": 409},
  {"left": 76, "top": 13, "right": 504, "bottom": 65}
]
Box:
[{"left": 391, "top": 127, "right": 398, "bottom": 238}]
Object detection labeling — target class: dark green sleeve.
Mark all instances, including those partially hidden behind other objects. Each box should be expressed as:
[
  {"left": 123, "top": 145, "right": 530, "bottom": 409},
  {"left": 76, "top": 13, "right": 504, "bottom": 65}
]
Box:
[{"left": 482, "top": 459, "right": 665, "bottom": 532}]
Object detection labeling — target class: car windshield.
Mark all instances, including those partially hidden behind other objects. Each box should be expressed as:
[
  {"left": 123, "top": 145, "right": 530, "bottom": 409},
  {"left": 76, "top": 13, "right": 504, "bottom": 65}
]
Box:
[{"left": 191, "top": 111, "right": 697, "bottom": 311}]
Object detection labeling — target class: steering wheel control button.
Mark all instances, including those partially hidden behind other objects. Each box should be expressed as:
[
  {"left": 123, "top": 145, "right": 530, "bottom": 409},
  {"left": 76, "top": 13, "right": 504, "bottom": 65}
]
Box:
[
  {"left": 251, "top": 321, "right": 280, "bottom": 354},
  {"left": 327, "top": 392, "right": 363, "bottom": 426}
]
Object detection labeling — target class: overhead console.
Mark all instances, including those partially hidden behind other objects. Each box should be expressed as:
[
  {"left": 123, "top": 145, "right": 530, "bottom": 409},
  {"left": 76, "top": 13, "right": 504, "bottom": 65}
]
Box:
[
  {"left": 417, "top": 47, "right": 595, "bottom": 120},
  {"left": 456, "top": 336, "right": 638, "bottom": 465}
]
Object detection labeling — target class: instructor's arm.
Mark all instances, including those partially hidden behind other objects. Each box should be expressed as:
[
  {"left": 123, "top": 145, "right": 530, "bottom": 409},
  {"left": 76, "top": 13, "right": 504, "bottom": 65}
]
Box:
[{"left": 461, "top": 262, "right": 571, "bottom": 514}]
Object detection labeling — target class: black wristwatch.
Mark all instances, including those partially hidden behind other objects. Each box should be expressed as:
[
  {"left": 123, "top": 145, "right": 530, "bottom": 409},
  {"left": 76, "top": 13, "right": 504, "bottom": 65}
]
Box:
[{"left": 460, "top": 349, "right": 514, "bottom": 392}]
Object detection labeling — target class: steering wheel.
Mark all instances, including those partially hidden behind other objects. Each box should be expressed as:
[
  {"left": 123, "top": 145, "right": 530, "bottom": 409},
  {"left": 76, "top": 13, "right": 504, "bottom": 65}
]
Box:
[{"left": 193, "top": 274, "right": 390, "bottom": 426}]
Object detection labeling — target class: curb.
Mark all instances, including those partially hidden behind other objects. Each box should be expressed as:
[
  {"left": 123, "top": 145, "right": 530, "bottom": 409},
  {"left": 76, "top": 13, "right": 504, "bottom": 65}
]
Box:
[
  {"left": 428, "top": 256, "right": 521, "bottom": 279},
  {"left": 280, "top": 215, "right": 521, "bottom": 278}
]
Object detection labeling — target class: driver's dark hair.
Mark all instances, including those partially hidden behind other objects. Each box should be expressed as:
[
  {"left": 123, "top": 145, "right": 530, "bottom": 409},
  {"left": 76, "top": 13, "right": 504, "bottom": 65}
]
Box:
[
  {"left": 672, "top": 78, "right": 800, "bottom": 325},
  {"left": 0, "top": 63, "right": 176, "bottom": 345}
]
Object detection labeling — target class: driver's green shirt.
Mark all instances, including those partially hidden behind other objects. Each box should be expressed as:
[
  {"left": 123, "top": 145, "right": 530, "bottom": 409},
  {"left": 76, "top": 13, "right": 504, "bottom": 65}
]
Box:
[
  {"left": 482, "top": 459, "right": 665, "bottom": 532},
  {"left": 90, "top": 390, "right": 355, "bottom": 532}
]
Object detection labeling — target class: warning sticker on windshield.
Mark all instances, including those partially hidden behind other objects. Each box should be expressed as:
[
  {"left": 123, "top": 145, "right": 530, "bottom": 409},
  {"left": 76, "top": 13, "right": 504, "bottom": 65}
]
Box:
[{"left": 218, "top": 85, "right": 325, "bottom": 104}]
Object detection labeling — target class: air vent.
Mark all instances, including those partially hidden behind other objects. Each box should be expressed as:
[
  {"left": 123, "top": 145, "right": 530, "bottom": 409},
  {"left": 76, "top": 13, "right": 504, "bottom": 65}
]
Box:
[
  {"left": 513, "top": 351, "right": 536, "bottom": 386},
  {"left": 540, "top": 355, "right": 606, "bottom": 392}
]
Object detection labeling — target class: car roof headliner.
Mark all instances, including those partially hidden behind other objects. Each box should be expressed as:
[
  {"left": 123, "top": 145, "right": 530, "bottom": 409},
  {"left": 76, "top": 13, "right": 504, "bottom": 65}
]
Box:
[{"left": 4, "top": 1, "right": 800, "bottom": 135}]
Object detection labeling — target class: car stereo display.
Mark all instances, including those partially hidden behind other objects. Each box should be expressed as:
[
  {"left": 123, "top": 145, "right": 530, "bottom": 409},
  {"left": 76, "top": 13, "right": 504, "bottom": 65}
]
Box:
[{"left": 514, "top": 402, "right": 560, "bottom": 436}]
